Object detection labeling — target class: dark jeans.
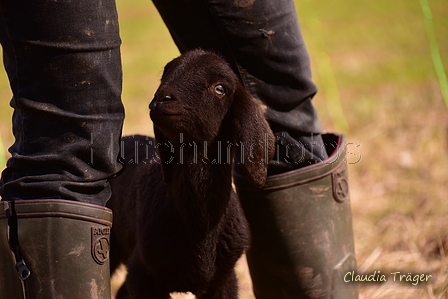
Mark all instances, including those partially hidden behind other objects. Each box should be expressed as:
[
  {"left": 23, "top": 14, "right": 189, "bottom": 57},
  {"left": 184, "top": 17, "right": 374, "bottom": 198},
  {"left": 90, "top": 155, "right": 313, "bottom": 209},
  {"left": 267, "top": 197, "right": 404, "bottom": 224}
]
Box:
[
  {"left": 153, "top": 0, "right": 323, "bottom": 136},
  {"left": 0, "top": 0, "right": 124, "bottom": 205},
  {"left": 0, "top": 0, "right": 324, "bottom": 204},
  {"left": 153, "top": 0, "right": 328, "bottom": 174}
]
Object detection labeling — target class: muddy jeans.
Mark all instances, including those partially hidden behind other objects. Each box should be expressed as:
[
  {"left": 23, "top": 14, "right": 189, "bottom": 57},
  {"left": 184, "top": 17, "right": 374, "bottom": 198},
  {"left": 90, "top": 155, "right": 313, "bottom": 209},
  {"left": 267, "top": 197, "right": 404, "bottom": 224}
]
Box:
[
  {"left": 0, "top": 0, "right": 124, "bottom": 205},
  {"left": 0, "top": 0, "right": 325, "bottom": 204},
  {"left": 153, "top": 0, "right": 328, "bottom": 174}
]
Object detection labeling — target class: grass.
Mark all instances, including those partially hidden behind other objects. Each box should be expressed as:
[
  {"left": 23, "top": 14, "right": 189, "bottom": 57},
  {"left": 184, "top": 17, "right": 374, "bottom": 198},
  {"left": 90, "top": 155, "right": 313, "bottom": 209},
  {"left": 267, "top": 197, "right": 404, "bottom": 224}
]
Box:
[{"left": 0, "top": 0, "right": 447, "bottom": 298}]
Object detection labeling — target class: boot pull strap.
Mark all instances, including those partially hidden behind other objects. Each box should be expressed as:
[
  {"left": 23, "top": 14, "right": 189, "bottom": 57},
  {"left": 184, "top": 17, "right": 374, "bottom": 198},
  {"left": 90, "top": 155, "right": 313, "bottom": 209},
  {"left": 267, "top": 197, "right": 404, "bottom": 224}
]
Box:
[{"left": 5, "top": 201, "right": 31, "bottom": 280}]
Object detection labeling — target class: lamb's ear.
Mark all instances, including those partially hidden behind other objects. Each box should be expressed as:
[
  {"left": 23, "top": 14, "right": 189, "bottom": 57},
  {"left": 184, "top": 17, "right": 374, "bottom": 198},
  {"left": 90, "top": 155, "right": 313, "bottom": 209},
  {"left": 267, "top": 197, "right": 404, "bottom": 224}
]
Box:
[
  {"left": 231, "top": 84, "right": 275, "bottom": 188},
  {"left": 154, "top": 126, "right": 175, "bottom": 184}
]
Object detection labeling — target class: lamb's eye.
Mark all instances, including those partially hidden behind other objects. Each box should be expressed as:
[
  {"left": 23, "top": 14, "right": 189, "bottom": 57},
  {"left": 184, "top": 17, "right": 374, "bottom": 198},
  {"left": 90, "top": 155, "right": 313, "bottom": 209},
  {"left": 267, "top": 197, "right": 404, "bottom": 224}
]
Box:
[{"left": 214, "top": 84, "right": 225, "bottom": 95}]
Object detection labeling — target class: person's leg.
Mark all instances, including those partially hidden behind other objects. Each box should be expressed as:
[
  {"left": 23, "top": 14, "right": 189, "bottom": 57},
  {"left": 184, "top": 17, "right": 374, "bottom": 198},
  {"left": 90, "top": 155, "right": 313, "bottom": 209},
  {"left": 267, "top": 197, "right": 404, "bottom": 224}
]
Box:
[
  {"left": 0, "top": 0, "right": 124, "bottom": 206},
  {"left": 152, "top": 1, "right": 358, "bottom": 298},
  {"left": 152, "top": 0, "right": 327, "bottom": 171},
  {"left": 0, "top": 1, "right": 123, "bottom": 297}
]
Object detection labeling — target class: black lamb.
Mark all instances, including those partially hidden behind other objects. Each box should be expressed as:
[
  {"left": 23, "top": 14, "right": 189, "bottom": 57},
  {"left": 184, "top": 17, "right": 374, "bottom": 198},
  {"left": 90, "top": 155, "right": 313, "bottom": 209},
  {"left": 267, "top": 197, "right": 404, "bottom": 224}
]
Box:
[{"left": 107, "top": 49, "right": 275, "bottom": 299}]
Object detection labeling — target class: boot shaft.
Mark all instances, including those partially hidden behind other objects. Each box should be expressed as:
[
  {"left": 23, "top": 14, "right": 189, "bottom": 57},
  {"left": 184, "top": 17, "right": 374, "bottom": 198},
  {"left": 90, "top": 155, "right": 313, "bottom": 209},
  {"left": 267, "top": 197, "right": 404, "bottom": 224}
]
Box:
[
  {"left": 235, "top": 133, "right": 358, "bottom": 299},
  {"left": 0, "top": 199, "right": 112, "bottom": 299}
]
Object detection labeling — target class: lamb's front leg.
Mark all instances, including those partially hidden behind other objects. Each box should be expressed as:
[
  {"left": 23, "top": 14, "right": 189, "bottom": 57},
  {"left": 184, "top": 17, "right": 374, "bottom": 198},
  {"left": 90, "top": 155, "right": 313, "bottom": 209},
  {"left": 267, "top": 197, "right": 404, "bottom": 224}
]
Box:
[
  {"left": 124, "top": 259, "right": 172, "bottom": 299},
  {"left": 198, "top": 271, "right": 239, "bottom": 299},
  {"left": 115, "top": 283, "right": 130, "bottom": 299}
]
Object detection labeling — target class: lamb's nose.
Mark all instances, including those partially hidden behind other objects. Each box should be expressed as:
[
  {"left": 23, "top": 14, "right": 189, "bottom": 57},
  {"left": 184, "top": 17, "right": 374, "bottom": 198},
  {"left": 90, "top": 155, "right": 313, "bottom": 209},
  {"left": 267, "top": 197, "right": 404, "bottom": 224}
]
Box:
[{"left": 149, "top": 95, "right": 172, "bottom": 110}]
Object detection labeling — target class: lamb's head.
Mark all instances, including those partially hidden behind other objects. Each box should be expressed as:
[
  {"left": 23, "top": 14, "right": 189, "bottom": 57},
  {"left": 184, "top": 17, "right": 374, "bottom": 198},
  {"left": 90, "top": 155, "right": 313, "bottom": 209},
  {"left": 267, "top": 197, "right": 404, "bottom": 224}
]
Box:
[
  {"left": 150, "top": 49, "right": 239, "bottom": 143},
  {"left": 149, "top": 49, "right": 275, "bottom": 188}
]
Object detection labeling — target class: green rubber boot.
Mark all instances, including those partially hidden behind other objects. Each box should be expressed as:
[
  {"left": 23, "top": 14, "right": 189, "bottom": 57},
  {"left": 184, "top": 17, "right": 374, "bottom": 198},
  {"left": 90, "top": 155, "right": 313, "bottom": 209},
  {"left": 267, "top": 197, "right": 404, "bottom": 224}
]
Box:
[
  {"left": 234, "top": 133, "right": 358, "bottom": 299},
  {"left": 0, "top": 199, "right": 112, "bottom": 299}
]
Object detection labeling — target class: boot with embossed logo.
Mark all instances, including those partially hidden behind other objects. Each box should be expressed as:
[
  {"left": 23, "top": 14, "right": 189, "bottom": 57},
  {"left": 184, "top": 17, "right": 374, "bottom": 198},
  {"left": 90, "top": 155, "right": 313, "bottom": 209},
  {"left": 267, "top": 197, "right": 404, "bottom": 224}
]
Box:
[
  {"left": 234, "top": 133, "right": 358, "bottom": 299},
  {"left": 0, "top": 199, "right": 112, "bottom": 299}
]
